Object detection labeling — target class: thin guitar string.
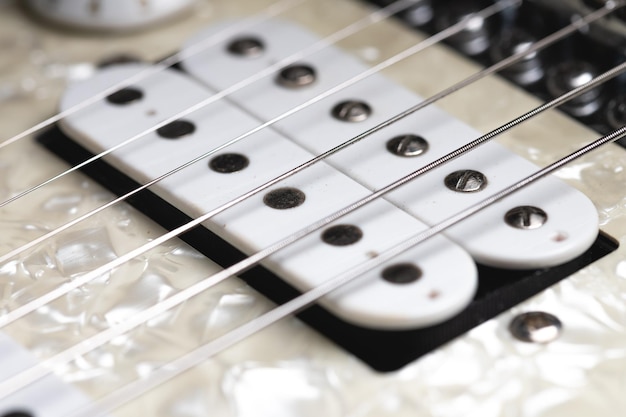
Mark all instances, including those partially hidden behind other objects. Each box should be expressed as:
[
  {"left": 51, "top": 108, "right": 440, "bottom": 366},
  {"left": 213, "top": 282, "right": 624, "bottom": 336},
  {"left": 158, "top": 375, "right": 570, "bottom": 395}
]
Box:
[
  {"left": 0, "top": 0, "right": 614, "bottom": 332},
  {"left": 0, "top": 0, "right": 580, "bottom": 327},
  {"left": 2, "top": 60, "right": 624, "bottom": 401},
  {"left": 0, "top": 0, "right": 620, "bottom": 404},
  {"left": 67, "top": 123, "right": 626, "bottom": 417},
  {"left": 0, "top": 0, "right": 430, "bottom": 209},
  {"left": 0, "top": 0, "right": 307, "bottom": 150},
  {"left": 2, "top": 0, "right": 611, "bottom": 264}
]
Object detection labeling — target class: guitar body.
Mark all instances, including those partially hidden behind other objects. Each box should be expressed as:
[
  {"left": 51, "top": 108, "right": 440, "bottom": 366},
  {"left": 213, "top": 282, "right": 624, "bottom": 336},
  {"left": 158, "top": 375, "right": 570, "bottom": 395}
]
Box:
[{"left": 1, "top": 0, "right": 625, "bottom": 415}]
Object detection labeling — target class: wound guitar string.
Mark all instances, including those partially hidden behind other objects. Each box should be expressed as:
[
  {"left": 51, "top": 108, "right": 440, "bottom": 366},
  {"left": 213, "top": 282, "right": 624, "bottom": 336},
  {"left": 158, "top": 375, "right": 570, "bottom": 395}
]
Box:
[{"left": 0, "top": 0, "right": 624, "bottom": 411}]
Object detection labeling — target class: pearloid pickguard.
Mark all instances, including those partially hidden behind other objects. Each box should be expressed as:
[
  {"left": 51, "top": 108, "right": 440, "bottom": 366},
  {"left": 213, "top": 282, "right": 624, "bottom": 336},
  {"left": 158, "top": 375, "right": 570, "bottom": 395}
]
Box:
[{"left": 1, "top": 0, "right": 625, "bottom": 416}]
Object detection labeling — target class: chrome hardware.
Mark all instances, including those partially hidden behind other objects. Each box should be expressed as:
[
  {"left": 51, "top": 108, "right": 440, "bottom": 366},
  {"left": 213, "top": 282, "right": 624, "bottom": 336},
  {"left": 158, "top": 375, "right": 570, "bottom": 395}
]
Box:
[{"left": 509, "top": 312, "right": 563, "bottom": 343}]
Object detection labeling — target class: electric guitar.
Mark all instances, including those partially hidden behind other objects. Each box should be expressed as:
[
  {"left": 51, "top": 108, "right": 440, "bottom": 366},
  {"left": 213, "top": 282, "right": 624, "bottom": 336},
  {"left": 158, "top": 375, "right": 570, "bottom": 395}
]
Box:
[{"left": 1, "top": 0, "right": 625, "bottom": 416}]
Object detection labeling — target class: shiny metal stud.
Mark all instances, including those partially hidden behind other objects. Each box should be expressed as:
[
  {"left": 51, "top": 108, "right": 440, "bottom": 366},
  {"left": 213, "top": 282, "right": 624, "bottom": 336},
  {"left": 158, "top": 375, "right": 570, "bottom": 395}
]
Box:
[
  {"left": 436, "top": 5, "right": 490, "bottom": 56},
  {"left": 490, "top": 30, "right": 544, "bottom": 86},
  {"left": 331, "top": 100, "right": 372, "bottom": 122},
  {"left": 546, "top": 61, "right": 603, "bottom": 117},
  {"left": 386, "top": 134, "right": 429, "bottom": 157},
  {"left": 444, "top": 170, "right": 487, "bottom": 192},
  {"left": 509, "top": 311, "right": 562, "bottom": 343},
  {"left": 504, "top": 206, "right": 547, "bottom": 230},
  {"left": 276, "top": 64, "right": 316, "bottom": 88},
  {"left": 227, "top": 37, "right": 264, "bottom": 58}
]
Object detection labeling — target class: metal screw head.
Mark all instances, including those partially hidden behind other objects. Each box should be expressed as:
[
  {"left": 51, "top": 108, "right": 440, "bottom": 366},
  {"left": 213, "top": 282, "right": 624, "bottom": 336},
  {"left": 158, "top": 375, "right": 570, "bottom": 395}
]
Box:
[
  {"left": 227, "top": 37, "right": 264, "bottom": 58},
  {"left": 386, "top": 134, "right": 429, "bottom": 157},
  {"left": 276, "top": 64, "right": 316, "bottom": 88},
  {"left": 263, "top": 187, "right": 306, "bottom": 209},
  {"left": 546, "top": 61, "right": 602, "bottom": 117},
  {"left": 381, "top": 263, "right": 422, "bottom": 284},
  {"left": 321, "top": 224, "right": 363, "bottom": 246},
  {"left": 331, "top": 100, "right": 372, "bottom": 122},
  {"left": 509, "top": 311, "right": 562, "bottom": 343},
  {"left": 156, "top": 120, "right": 196, "bottom": 139},
  {"left": 436, "top": 5, "right": 490, "bottom": 56},
  {"left": 444, "top": 170, "right": 487, "bottom": 192},
  {"left": 209, "top": 153, "right": 249, "bottom": 173},
  {"left": 106, "top": 87, "right": 143, "bottom": 105},
  {"left": 504, "top": 206, "right": 547, "bottom": 230},
  {"left": 490, "top": 30, "right": 544, "bottom": 86}
]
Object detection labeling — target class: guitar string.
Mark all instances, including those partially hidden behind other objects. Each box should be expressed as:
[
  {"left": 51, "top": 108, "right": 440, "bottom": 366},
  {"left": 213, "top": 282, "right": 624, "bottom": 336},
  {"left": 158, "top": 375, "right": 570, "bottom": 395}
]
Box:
[
  {"left": 0, "top": 0, "right": 308, "bottom": 150},
  {"left": 66, "top": 123, "right": 626, "bottom": 417},
  {"left": 1, "top": 60, "right": 624, "bottom": 401},
  {"left": 0, "top": 0, "right": 514, "bottom": 211},
  {"left": 1, "top": 0, "right": 612, "bottom": 265},
  {"left": 1, "top": 0, "right": 624, "bottom": 410},
  {"left": 0, "top": 0, "right": 622, "bottom": 400},
  {"left": 0, "top": 0, "right": 598, "bottom": 329}
]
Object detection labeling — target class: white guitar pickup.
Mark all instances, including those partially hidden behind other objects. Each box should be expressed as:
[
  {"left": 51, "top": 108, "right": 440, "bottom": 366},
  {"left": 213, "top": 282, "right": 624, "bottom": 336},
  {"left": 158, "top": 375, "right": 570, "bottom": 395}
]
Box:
[
  {"left": 59, "top": 65, "right": 478, "bottom": 330},
  {"left": 181, "top": 18, "right": 599, "bottom": 269}
]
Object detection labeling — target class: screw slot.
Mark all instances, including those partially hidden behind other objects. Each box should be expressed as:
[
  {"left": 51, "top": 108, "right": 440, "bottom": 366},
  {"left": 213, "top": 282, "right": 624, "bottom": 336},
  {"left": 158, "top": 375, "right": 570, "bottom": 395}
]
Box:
[
  {"left": 386, "top": 134, "right": 429, "bottom": 157},
  {"left": 331, "top": 100, "right": 372, "bottom": 122},
  {"left": 504, "top": 206, "right": 547, "bottom": 230},
  {"left": 444, "top": 170, "right": 487, "bottom": 192}
]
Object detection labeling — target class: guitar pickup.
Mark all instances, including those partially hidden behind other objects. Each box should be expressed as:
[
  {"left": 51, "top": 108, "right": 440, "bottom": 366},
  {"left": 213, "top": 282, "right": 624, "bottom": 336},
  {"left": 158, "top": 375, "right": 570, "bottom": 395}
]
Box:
[{"left": 40, "top": 19, "right": 617, "bottom": 371}]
